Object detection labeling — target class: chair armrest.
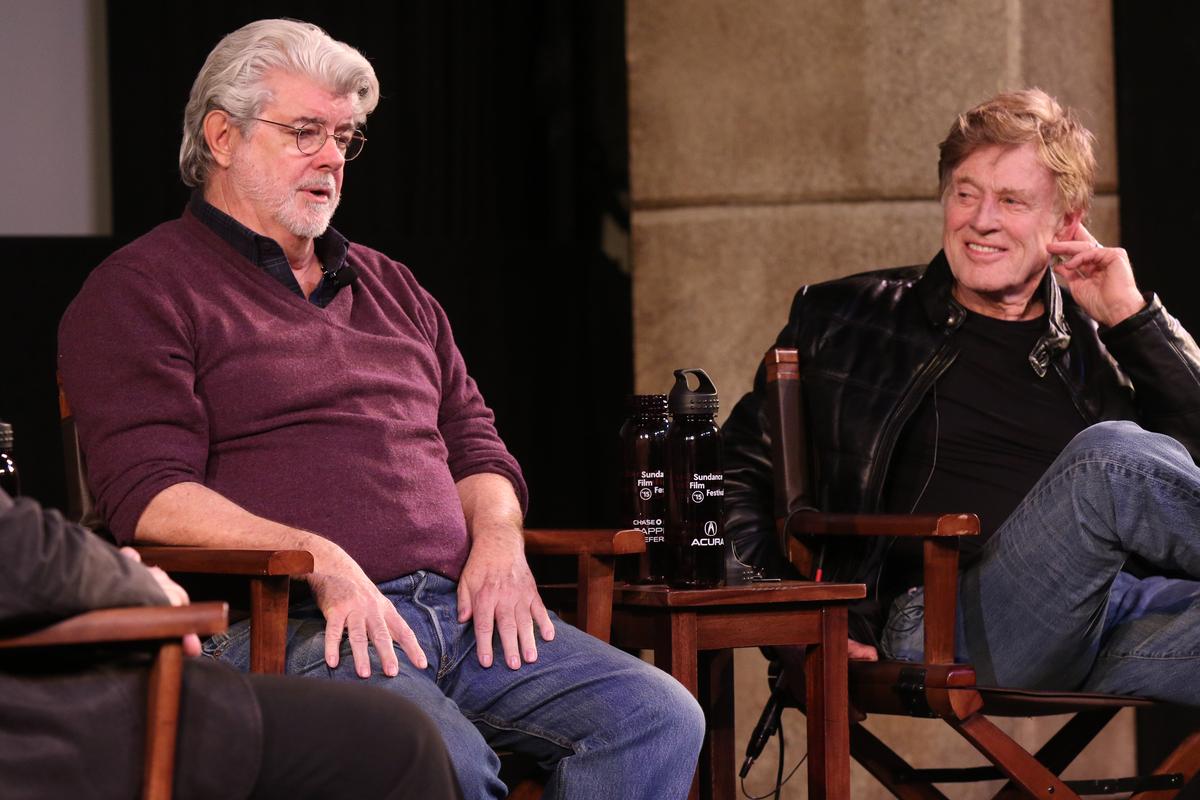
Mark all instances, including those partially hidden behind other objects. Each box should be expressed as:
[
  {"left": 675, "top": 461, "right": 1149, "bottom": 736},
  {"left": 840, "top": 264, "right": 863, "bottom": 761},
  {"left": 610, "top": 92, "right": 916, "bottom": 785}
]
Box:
[
  {"left": 785, "top": 511, "right": 979, "bottom": 539},
  {"left": 134, "top": 548, "right": 310, "bottom": 675},
  {"left": 0, "top": 602, "right": 229, "bottom": 649},
  {"left": 786, "top": 512, "right": 979, "bottom": 665},
  {"left": 524, "top": 528, "right": 646, "bottom": 556},
  {"left": 135, "top": 547, "right": 314, "bottom": 577},
  {"left": 523, "top": 529, "right": 645, "bottom": 643}
]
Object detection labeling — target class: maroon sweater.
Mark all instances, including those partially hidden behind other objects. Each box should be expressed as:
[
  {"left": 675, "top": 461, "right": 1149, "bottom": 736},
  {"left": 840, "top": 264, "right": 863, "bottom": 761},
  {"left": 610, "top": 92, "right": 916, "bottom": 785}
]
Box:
[{"left": 58, "top": 211, "right": 527, "bottom": 582}]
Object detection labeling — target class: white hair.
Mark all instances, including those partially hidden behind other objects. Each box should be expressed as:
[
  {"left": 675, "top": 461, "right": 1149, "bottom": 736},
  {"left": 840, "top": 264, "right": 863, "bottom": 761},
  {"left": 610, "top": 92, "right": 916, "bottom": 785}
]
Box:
[{"left": 179, "top": 19, "right": 379, "bottom": 187}]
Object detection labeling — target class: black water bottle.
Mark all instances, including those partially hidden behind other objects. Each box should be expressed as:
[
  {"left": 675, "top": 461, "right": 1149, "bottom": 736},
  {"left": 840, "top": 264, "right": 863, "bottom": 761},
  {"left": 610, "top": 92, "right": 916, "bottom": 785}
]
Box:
[
  {"left": 620, "top": 394, "right": 671, "bottom": 583},
  {"left": 0, "top": 422, "right": 20, "bottom": 497},
  {"left": 666, "top": 369, "right": 724, "bottom": 588}
]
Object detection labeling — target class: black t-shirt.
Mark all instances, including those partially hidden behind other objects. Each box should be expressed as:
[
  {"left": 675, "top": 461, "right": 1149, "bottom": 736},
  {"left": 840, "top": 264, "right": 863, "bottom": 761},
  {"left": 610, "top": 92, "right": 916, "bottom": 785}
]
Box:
[{"left": 880, "top": 310, "right": 1086, "bottom": 597}]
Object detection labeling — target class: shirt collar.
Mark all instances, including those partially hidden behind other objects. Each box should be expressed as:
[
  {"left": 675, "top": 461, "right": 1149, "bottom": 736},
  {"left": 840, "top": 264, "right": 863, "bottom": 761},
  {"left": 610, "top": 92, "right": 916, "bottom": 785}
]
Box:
[{"left": 188, "top": 191, "right": 350, "bottom": 307}]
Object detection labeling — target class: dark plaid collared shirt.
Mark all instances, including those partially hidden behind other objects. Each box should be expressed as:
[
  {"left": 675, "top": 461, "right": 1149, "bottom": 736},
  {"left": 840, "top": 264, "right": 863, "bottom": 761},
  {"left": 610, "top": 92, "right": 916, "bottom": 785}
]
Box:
[{"left": 188, "top": 192, "right": 350, "bottom": 308}]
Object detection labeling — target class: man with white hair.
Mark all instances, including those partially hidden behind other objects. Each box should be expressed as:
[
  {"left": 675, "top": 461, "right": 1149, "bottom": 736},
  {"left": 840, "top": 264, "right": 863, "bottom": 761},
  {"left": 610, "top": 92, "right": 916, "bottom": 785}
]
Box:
[{"left": 59, "top": 19, "right": 703, "bottom": 799}]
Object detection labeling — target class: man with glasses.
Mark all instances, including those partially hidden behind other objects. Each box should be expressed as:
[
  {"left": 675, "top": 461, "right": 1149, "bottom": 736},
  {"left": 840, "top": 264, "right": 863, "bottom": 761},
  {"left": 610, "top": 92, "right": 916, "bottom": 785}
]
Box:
[{"left": 58, "top": 18, "right": 703, "bottom": 800}]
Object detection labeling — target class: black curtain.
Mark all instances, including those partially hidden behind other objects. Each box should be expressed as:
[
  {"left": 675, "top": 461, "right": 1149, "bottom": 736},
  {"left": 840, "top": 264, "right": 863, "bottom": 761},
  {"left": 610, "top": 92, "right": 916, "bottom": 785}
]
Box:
[
  {"left": 1114, "top": 2, "right": 1200, "bottom": 331},
  {"left": 2, "top": 2, "right": 631, "bottom": 528},
  {"left": 1115, "top": 1, "right": 1200, "bottom": 788}
]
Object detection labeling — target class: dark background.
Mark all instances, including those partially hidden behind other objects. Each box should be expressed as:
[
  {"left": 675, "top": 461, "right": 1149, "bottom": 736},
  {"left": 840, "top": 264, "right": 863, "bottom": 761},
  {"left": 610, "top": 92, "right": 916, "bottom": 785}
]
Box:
[
  {"left": 3, "top": 0, "right": 1200, "bottom": 531},
  {"left": 1, "top": 2, "right": 631, "bottom": 526}
]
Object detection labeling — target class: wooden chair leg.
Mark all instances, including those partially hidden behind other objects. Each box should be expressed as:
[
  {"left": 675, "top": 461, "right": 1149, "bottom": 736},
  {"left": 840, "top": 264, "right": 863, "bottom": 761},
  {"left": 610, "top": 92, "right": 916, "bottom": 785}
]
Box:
[
  {"left": 249, "top": 575, "right": 291, "bottom": 674},
  {"left": 143, "top": 642, "right": 183, "bottom": 800},
  {"left": 575, "top": 552, "right": 616, "bottom": 643},
  {"left": 848, "top": 721, "right": 950, "bottom": 800},
  {"left": 1134, "top": 730, "right": 1200, "bottom": 800},
  {"left": 804, "top": 606, "right": 850, "bottom": 800},
  {"left": 990, "top": 709, "right": 1119, "bottom": 799},
  {"left": 950, "top": 714, "right": 1078, "bottom": 799},
  {"left": 1032, "top": 709, "right": 1119, "bottom": 776}
]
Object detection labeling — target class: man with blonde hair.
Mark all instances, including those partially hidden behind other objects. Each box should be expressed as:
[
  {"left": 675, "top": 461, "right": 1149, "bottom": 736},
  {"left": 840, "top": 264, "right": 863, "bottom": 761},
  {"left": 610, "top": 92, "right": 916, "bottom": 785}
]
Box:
[
  {"left": 59, "top": 18, "right": 703, "bottom": 798},
  {"left": 724, "top": 88, "right": 1200, "bottom": 702}
]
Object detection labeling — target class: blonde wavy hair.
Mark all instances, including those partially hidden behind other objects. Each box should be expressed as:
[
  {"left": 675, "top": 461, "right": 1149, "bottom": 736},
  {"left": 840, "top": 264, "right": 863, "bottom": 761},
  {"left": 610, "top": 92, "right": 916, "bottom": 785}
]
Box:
[{"left": 938, "top": 88, "right": 1096, "bottom": 213}]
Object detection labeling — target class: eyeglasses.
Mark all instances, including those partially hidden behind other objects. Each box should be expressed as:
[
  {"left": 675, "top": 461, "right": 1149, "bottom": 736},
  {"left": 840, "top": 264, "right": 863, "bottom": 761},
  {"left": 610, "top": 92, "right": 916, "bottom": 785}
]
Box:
[{"left": 246, "top": 117, "right": 367, "bottom": 161}]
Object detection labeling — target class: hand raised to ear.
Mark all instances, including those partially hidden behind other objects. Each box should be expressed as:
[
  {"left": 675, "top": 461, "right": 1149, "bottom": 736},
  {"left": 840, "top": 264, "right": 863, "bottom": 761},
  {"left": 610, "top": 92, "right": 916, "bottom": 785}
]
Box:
[{"left": 1046, "top": 224, "right": 1144, "bottom": 327}]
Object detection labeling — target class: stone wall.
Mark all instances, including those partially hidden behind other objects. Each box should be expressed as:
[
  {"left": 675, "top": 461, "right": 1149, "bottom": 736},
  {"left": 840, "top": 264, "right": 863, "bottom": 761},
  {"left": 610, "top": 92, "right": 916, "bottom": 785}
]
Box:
[{"left": 626, "top": 2, "right": 1129, "bottom": 796}]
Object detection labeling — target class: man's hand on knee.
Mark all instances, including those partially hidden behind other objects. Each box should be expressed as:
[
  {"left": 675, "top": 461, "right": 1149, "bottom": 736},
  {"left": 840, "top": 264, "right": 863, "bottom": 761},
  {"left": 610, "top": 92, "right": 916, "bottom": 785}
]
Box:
[
  {"left": 308, "top": 551, "right": 427, "bottom": 678},
  {"left": 457, "top": 537, "right": 555, "bottom": 670}
]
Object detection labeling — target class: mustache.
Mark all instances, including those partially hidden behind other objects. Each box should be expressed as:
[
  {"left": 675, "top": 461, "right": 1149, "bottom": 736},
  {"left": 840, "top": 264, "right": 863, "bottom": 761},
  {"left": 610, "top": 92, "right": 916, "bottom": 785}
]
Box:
[{"left": 296, "top": 176, "right": 337, "bottom": 194}]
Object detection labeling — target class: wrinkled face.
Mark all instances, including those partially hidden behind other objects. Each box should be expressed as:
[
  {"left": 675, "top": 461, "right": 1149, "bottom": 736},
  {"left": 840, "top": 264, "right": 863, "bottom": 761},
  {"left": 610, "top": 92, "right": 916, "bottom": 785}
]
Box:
[
  {"left": 227, "top": 70, "right": 357, "bottom": 242},
  {"left": 942, "top": 143, "right": 1079, "bottom": 319}
]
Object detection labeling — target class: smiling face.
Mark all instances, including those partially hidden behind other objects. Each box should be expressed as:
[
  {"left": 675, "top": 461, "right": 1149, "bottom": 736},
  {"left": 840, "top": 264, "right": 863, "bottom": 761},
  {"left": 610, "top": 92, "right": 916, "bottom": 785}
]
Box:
[
  {"left": 942, "top": 143, "right": 1081, "bottom": 320},
  {"left": 218, "top": 70, "right": 357, "bottom": 248}
]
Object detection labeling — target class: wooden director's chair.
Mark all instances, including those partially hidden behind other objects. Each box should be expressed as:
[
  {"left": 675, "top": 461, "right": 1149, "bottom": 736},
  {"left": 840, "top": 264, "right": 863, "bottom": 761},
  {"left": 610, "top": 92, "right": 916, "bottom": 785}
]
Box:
[{"left": 764, "top": 346, "right": 1200, "bottom": 799}]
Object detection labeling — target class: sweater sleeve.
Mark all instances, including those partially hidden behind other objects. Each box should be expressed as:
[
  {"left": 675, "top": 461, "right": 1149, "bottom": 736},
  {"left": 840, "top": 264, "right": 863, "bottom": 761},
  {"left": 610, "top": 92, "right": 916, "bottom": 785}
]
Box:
[
  {"left": 57, "top": 261, "right": 209, "bottom": 543},
  {"left": 420, "top": 287, "right": 529, "bottom": 515}
]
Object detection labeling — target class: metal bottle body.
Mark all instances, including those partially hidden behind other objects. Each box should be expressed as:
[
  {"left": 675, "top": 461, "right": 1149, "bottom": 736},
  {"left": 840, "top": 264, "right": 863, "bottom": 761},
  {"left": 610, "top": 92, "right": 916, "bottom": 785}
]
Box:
[
  {"left": 666, "top": 413, "right": 724, "bottom": 588},
  {"left": 620, "top": 402, "right": 671, "bottom": 583}
]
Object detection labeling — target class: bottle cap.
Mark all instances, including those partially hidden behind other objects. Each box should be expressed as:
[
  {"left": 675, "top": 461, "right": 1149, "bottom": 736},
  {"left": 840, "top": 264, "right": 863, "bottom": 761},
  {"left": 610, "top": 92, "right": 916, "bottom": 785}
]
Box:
[
  {"left": 0, "top": 422, "right": 11, "bottom": 451},
  {"left": 669, "top": 369, "right": 719, "bottom": 415},
  {"left": 626, "top": 394, "right": 668, "bottom": 416}
]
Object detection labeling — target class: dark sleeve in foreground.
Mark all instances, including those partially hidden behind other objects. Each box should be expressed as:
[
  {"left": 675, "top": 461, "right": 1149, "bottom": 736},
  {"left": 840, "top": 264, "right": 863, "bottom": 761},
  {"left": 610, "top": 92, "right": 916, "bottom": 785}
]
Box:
[
  {"left": 0, "top": 491, "right": 167, "bottom": 632},
  {"left": 0, "top": 490, "right": 263, "bottom": 799}
]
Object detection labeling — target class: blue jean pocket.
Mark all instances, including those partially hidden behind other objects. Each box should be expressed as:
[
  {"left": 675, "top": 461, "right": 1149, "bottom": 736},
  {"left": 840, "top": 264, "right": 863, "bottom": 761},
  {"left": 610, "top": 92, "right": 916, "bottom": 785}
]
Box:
[{"left": 201, "top": 618, "right": 254, "bottom": 669}]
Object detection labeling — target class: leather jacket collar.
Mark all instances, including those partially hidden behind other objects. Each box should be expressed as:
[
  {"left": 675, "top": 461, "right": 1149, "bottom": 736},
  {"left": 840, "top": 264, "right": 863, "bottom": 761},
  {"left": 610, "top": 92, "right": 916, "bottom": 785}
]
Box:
[{"left": 915, "top": 250, "right": 1072, "bottom": 377}]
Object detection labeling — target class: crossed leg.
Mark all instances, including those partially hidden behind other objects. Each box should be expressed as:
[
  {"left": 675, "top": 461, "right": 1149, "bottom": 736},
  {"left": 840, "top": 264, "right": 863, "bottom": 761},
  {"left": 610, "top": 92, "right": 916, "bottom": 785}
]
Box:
[{"left": 960, "top": 421, "right": 1200, "bottom": 704}]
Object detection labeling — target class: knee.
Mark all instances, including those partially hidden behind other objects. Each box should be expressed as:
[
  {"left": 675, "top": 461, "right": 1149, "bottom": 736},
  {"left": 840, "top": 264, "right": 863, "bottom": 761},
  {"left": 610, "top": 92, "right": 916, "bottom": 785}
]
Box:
[
  {"left": 1064, "top": 421, "right": 1191, "bottom": 469},
  {"left": 1066, "top": 420, "right": 1147, "bottom": 457},
  {"left": 629, "top": 668, "right": 706, "bottom": 755},
  {"left": 667, "top": 682, "right": 707, "bottom": 755}
]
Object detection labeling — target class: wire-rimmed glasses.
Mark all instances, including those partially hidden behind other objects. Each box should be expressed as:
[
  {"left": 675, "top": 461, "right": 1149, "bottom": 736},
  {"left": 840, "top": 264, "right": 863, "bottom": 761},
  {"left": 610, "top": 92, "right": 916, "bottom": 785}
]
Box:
[{"left": 247, "top": 117, "right": 367, "bottom": 161}]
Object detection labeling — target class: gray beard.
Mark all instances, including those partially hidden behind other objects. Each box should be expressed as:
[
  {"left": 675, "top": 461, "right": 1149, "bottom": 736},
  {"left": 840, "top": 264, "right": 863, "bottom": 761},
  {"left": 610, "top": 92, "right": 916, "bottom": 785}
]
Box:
[{"left": 229, "top": 151, "right": 340, "bottom": 240}]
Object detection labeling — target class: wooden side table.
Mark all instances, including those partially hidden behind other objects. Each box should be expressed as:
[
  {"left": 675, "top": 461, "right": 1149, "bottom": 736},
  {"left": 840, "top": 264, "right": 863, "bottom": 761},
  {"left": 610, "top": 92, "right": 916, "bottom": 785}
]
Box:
[{"left": 610, "top": 580, "right": 866, "bottom": 800}]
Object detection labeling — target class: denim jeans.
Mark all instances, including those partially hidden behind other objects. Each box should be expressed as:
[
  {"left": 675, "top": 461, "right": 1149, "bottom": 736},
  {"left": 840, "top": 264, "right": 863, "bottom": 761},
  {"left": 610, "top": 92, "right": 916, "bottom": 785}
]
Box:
[
  {"left": 880, "top": 421, "right": 1200, "bottom": 705},
  {"left": 204, "top": 571, "right": 705, "bottom": 799}
]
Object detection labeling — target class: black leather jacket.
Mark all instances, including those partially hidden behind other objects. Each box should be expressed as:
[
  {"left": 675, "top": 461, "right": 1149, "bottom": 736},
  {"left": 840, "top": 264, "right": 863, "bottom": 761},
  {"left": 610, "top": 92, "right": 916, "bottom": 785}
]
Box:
[{"left": 722, "top": 251, "right": 1200, "bottom": 640}]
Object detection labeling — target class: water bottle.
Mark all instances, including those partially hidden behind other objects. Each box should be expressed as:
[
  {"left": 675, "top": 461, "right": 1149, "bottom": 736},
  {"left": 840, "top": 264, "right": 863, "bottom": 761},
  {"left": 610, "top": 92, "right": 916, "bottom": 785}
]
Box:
[
  {"left": 0, "top": 422, "right": 20, "bottom": 497},
  {"left": 620, "top": 394, "right": 671, "bottom": 583},
  {"left": 666, "top": 369, "right": 724, "bottom": 588}
]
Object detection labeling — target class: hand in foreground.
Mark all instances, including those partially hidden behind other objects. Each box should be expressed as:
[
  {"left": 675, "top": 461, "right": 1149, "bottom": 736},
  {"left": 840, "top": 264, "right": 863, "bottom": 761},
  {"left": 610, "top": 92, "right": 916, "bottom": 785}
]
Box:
[
  {"left": 307, "top": 552, "right": 428, "bottom": 679},
  {"left": 457, "top": 536, "right": 555, "bottom": 670},
  {"left": 119, "top": 546, "right": 201, "bottom": 657},
  {"left": 1047, "top": 223, "right": 1145, "bottom": 327},
  {"left": 848, "top": 638, "right": 878, "bottom": 661}
]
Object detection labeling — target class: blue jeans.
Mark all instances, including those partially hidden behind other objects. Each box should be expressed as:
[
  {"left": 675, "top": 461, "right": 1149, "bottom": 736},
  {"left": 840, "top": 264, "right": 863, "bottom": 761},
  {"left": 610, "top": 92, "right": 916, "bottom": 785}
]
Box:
[
  {"left": 204, "top": 571, "right": 705, "bottom": 798},
  {"left": 880, "top": 421, "right": 1200, "bottom": 705}
]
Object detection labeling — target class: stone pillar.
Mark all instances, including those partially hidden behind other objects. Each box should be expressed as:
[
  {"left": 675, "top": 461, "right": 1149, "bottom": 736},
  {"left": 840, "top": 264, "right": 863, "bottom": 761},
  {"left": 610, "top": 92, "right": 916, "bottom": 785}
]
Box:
[{"left": 627, "top": 2, "right": 1128, "bottom": 797}]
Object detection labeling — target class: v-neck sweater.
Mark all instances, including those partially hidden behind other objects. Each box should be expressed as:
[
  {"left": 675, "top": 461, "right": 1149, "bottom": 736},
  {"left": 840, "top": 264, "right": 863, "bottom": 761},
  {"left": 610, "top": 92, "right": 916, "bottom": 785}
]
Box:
[{"left": 58, "top": 210, "right": 526, "bottom": 582}]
